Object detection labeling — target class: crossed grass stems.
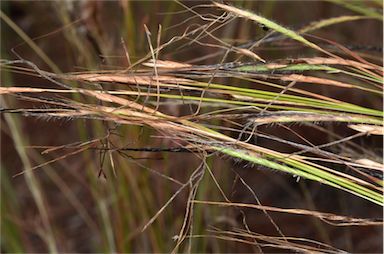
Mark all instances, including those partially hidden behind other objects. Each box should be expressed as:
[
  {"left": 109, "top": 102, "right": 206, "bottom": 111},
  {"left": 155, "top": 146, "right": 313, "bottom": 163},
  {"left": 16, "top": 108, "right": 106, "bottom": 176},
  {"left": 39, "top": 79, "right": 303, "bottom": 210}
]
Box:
[{"left": 1, "top": 2, "right": 383, "bottom": 252}]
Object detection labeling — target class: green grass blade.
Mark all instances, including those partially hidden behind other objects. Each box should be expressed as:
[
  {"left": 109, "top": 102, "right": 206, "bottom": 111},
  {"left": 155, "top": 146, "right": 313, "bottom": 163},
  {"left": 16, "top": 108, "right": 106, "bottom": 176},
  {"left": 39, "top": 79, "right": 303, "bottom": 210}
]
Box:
[{"left": 214, "top": 2, "right": 324, "bottom": 52}]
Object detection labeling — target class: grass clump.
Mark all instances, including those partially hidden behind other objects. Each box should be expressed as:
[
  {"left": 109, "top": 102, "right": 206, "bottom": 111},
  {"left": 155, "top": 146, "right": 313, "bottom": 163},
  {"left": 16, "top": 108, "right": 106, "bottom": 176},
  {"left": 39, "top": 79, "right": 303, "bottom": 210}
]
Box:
[{"left": 1, "top": 1, "right": 383, "bottom": 253}]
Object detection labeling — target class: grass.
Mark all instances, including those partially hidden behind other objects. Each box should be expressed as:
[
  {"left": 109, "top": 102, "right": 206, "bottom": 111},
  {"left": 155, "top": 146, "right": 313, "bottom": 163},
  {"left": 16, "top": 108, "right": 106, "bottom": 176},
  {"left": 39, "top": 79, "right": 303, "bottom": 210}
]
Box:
[{"left": 1, "top": 1, "right": 383, "bottom": 253}]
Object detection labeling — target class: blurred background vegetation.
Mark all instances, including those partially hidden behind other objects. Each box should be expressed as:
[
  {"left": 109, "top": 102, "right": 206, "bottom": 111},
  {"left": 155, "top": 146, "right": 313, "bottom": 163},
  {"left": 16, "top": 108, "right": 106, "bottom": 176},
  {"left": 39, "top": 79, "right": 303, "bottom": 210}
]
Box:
[{"left": 1, "top": 1, "right": 383, "bottom": 253}]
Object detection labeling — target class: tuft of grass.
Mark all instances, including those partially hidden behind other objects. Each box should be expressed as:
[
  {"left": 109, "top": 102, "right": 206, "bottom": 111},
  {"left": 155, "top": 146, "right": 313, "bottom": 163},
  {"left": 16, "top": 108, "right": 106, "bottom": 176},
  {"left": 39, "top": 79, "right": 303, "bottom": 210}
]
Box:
[{"left": 1, "top": 1, "right": 382, "bottom": 253}]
